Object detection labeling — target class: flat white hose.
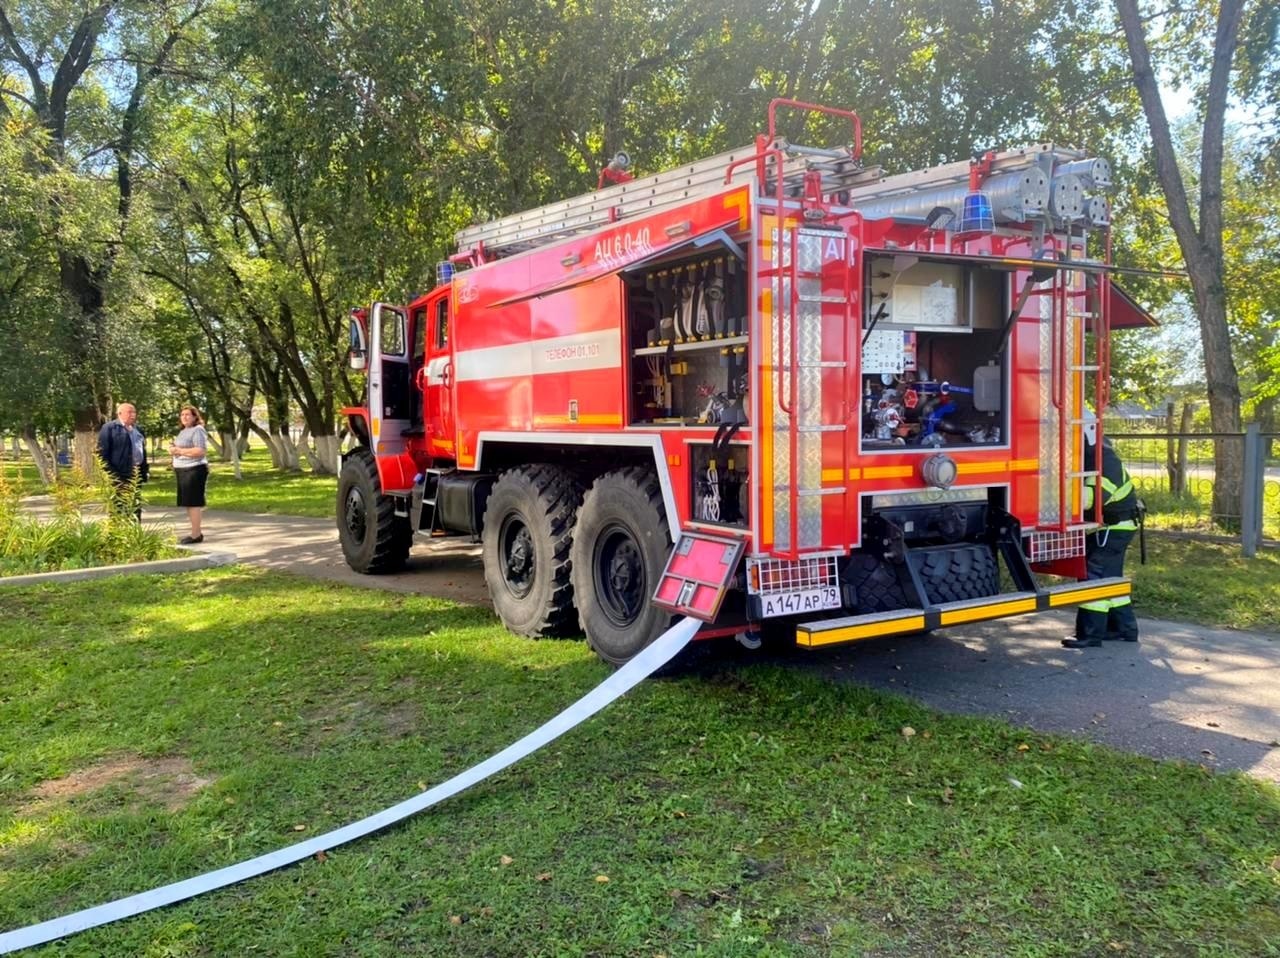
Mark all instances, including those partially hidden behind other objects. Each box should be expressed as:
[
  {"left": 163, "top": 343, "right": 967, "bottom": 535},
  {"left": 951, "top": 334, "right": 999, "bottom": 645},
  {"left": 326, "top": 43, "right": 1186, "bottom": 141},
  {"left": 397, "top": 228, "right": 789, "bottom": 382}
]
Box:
[{"left": 0, "top": 617, "right": 700, "bottom": 954}]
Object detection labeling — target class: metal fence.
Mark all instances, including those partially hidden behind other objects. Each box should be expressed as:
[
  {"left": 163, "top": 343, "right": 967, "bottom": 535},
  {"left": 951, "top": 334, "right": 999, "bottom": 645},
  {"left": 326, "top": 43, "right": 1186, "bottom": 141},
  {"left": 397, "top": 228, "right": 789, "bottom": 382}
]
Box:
[{"left": 1105, "top": 424, "right": 1278, "bottom": 556}]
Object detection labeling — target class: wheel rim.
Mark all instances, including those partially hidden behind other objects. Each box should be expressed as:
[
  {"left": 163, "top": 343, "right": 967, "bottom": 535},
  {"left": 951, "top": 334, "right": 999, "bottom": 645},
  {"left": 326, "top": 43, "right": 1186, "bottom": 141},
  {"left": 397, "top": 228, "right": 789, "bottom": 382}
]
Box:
[
  {"left": 344, "top": 487, "right": 367, "bottom": 543},
  {"left": 499, "top": 513, "right": 535, "bottom": 599},
  {"left": 594, "top": 523, "right": 645, "bottom": 628}
]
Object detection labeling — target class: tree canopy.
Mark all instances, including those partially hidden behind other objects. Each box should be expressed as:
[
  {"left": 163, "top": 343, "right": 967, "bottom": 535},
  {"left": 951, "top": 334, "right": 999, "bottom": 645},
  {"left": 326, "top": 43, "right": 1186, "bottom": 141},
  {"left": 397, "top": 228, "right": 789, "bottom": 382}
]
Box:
[{"left": 1, "top": 0, "right": 1276, "bottom": 477}]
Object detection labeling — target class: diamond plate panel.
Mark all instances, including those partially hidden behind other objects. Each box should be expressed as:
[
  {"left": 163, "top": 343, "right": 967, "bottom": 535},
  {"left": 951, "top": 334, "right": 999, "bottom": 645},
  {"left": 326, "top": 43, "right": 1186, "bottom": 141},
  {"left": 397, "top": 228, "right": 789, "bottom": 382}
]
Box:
[
  {"left": 774, "top": 485, "right": 791, "bottom": 551},
  {"left": 801, "top": 431, "right": 822, "bottom": 488},
  {"left": 773, "top": 278, "right": 791, "bottom": 367},
  {"left": 772, "top": 414, "right": 795, "bottom": 553},
  {"left": 772, "top": 227, "right": 793, "bottom": 269},
  {"left": 799, "top": 366, "right": 822, "bottom": 425},
  {"left": 798, "top": 231, "right": 823, "bottom": 273},
  {"left": 800, "top": 497, "right": 822, "bottom": 549},
  {"left": 799, "top": 297, "right": 822, "bottom": 364},
  {"left": 1039, "top": 290, "right": 1060, "bottom": 524}
]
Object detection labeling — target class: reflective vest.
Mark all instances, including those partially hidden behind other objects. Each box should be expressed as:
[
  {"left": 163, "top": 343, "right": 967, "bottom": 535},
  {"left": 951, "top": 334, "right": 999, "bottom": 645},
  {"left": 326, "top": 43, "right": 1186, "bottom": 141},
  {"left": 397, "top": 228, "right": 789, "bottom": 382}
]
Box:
[{"left": 1083, "top": 442, "right": 1138, "bottom": 531}]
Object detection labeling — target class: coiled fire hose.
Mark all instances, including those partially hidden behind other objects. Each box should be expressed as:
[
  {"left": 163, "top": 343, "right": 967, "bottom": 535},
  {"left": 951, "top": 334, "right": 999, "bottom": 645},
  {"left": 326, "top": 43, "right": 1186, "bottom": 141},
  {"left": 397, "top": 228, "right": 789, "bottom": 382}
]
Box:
[{"left": 0, "top": 618, "right": 700, "bottom": 954}]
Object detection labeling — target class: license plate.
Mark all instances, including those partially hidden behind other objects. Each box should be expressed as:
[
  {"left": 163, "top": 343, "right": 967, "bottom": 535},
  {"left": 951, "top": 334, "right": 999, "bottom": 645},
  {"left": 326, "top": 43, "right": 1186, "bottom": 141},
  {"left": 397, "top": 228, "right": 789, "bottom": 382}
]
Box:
[{"left": 760, "top": 585, "right": 841, "bottom": 618}]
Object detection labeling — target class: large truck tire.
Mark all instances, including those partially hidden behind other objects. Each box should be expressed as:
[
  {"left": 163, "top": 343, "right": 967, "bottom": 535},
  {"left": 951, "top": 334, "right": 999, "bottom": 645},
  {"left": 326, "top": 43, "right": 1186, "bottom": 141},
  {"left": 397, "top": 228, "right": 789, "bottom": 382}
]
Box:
[
  {"left": 337, "top": 449, "right": 412, "bottom": 574},
  {"left": 571, "top": 467, "right": 674, "bottom": 666},
  {"left": 915, "top": 544, "right": 999, "bottom": 604},
  {"left": 843, "top": 553, "right": 912, "bottom": 613},
  {"left": 481, "top": 465, "right": 581, "bottom": 638}
]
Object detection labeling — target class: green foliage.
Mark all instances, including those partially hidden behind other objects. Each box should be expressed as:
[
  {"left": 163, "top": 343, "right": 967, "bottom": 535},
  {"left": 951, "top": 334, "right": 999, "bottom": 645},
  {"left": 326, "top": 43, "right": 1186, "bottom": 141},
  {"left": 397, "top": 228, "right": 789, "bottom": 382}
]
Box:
[
  {"left": 0, "top": 465, "right": 174, "bottom": 576},
  {"left": 1, "top": 570, "right": 1278, "bottom": 955},
  {"left": 2, "top": 0, "right": 1276, "bottom": 456}
]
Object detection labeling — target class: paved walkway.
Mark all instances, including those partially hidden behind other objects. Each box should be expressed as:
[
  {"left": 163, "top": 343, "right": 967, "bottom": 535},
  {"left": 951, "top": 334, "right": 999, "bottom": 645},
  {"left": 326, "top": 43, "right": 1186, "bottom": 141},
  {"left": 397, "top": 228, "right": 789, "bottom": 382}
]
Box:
[{"left": 24, "top": 500, "right": 1280, "bottom": 782}]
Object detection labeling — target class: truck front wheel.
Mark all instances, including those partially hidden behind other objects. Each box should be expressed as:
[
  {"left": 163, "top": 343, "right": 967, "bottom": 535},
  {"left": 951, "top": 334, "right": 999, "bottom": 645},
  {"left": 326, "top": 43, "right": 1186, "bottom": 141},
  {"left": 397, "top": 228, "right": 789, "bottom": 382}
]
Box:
[
  {"left": 571, "top": 467, "right": 673, "bottom": 666},
  {"left": 481, "top": 465, "right": 581, "bottom": 637},
  {"left": 337, "top": 449, "right": 411, "bottom": 573}
]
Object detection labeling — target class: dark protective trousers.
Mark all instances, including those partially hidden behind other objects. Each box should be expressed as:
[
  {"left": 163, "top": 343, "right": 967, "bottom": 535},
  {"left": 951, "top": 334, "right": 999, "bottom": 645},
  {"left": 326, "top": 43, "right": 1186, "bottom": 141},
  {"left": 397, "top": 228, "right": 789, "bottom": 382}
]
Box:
[{"left": 1075, "top": 528, "right": 1138, "bottom": 640}]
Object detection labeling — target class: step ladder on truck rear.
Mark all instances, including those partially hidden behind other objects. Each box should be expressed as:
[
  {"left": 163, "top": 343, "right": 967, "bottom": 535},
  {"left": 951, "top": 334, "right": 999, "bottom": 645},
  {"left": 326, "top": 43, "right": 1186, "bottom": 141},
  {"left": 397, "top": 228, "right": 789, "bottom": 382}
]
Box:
[{"left": 337, "top": 98, "right": 1143, "bottom": 666}]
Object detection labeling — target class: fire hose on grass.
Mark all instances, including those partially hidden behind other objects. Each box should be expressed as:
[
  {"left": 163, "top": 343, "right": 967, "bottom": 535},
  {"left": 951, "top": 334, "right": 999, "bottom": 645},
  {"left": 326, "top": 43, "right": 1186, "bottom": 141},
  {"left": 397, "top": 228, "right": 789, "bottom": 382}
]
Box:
[{"left": 0, "top": 617, "right": 702, "bottom": 955}]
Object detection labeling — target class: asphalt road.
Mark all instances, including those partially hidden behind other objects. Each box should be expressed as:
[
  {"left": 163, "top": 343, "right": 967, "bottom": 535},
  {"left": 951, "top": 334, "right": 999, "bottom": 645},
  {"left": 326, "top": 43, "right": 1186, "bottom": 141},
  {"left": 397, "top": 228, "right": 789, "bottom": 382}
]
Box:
[{"left": 69, "top": 504, "right": 1280, "bottom": 783}]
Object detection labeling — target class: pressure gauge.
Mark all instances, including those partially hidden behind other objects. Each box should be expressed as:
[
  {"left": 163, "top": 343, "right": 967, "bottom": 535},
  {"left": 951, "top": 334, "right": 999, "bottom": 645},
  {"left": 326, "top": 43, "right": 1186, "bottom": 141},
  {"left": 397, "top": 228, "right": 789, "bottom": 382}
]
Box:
[{"left": 880, "top": 373, "right": 895, "bottom": 385}]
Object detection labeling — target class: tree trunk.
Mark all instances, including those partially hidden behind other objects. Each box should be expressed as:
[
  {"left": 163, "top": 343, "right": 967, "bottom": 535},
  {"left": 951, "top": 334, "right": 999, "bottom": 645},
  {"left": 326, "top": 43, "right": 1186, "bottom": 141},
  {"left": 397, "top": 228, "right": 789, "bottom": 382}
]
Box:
[
  {"left": 1114, "top": 0, "right": 1246, "bottom": 531},
  {"left": 273, "top": 429, "right": 300, "bottom": 470},
  {"left": 227, "top": 428, "right": 243, "bottom": 480},
  {"left": 73, "top": 411, "right": 101, "bottom": 477},
  {"left": 21, "top": 426, "right": 56, "bottom": 487},
  {"left": 1196, "top": 284, "right": 1243, "bottom": 526},
  {"left": 1166, "top": 402, "right": 1194, "bottom": 497},
  {"left": 296, "top": 424, "right": 340, "bottom": 476},
  {"left": 312, "top": 432, "right": 340, "bottom": 474}
]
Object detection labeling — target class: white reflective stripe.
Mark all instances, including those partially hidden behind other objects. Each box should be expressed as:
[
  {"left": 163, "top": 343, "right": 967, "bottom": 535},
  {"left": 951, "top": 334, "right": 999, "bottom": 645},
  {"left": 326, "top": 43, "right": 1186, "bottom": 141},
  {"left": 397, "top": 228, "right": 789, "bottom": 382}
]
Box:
[
  {"left": 0, "top": 618, "right": 699, "bottom": 955},
  {"left": 454, "top": 331, "right": 621, "bottom": 382}
]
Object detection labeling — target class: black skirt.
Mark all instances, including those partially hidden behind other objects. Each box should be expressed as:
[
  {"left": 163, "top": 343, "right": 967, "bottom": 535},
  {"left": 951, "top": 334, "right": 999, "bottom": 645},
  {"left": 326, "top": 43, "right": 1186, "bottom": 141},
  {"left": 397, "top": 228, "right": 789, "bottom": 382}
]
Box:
[{"left": 175, "top": 464, "right": 209, "bottom": 507}]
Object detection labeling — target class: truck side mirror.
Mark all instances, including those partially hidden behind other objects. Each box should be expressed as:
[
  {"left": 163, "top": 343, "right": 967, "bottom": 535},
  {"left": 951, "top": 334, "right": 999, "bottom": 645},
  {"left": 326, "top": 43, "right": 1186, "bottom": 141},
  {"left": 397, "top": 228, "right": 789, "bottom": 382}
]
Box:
[{"left": 348, "top": 311, "right": 369, "bottom": 370}]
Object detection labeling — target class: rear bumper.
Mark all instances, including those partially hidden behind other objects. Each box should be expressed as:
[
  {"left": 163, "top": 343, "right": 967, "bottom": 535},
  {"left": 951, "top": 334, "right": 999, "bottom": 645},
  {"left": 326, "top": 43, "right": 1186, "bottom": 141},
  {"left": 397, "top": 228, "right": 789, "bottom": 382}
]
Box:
[{"left": 795, "top": 577, "right": 1130, "bottom": 649}]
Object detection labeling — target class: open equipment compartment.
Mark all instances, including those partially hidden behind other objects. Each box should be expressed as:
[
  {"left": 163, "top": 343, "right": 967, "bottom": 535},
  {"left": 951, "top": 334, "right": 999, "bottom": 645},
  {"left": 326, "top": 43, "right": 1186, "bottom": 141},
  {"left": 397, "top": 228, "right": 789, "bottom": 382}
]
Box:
[
  {"left": 859, "top": 253, "right": 1010, "bottom": 450},
  {"left": 688, "top": 440, "right": 750, "bottom": 529},
  {"left": 624, "top": 237, "right": 750, "bottom": 427}
]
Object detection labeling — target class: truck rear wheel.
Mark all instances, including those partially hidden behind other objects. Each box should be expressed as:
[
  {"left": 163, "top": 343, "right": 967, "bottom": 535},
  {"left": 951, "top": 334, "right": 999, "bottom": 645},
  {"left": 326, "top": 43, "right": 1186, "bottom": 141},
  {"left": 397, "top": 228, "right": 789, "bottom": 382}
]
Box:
[
  {"left": 571, "top": 467, "right": 673, "bottom": 666},
  {"left": 481, "top": 465, "right": 581, "bottom": 637},
  {"left": 337, "top": 448, "right": 411, "bottom": 574}
]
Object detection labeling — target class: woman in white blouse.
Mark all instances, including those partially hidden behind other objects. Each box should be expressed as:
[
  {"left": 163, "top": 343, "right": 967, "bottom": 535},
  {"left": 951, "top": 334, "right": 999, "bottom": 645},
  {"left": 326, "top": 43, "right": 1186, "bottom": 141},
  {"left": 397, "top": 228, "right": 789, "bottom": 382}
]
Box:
[{"left": 168, "top": 405, "right": 210, "bottom": 544}]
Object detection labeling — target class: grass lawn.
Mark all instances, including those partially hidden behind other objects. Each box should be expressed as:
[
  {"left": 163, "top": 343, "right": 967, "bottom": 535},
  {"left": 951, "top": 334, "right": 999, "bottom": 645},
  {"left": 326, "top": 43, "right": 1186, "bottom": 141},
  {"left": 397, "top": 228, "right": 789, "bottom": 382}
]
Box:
[
  {"left": 2, "top": 570, "right": 1278, "bottom": 956},
  {"left": 0, "top": 457, "right": 47, "bottom": 499},
  {"left": 144, "top": 448, "right": 336, "bottom": 518},
  {"left": 1131, "top": 537, "right": 1280, "bottom": 633}
]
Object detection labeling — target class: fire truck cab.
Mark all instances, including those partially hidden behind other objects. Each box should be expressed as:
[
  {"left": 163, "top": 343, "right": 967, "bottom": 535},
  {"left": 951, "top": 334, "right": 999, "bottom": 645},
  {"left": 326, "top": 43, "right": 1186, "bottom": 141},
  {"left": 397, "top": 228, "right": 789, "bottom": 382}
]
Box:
[{"left": 339, "top": 99, "right": 1140, "bottom": 665}]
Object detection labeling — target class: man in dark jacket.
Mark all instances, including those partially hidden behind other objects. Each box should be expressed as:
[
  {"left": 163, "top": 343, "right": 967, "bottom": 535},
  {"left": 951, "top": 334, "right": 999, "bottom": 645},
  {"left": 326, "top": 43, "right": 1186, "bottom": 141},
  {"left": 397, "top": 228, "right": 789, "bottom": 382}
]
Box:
[
  {"left": 97, "top": 402, "right": 149, "bottom": 519},
  {"left": 1062, "top": 423, "right": 1140, "bottom": 649}
]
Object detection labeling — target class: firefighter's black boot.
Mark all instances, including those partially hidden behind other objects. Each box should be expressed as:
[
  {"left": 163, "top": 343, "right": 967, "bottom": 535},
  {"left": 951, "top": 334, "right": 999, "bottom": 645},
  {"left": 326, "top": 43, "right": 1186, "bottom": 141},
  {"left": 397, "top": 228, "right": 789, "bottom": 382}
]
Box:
[
  {"left": 1061, "top": 636, "right": 1102, "bottom": 649},
  {"left": 1068, "top": 606, "right": 1106, "bottom": 648},
  {"left": 1105, "top": 602, "right": 1139, "bottom": 641}
]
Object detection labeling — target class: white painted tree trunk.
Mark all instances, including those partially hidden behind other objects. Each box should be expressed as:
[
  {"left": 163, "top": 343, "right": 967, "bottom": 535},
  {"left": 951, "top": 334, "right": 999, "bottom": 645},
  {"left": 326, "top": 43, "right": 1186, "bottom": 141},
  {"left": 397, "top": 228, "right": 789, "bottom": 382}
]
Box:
[
  {"left": 309, "top": 432, "right": 340, "bottom": 476},
  {"left": 278, "top": 430, "right": 300, "bottom": 470},
  {"left": 22, "top": 429, "right": 56, "bottom": 487},
  {"left": 227, "top": 429, "right": 243, "bottom": 480},
  {"left": 295, "top": 425, "right": 339, "bottom": 475},
  {"left": 73, "top": 428, "right": 98, "bottom": 476}
]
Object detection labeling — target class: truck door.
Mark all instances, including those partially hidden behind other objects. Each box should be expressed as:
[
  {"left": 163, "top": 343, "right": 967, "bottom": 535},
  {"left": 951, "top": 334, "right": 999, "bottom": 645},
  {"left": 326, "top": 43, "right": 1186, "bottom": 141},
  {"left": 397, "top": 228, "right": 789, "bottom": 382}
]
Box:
[
  {"left": 369, "top": 302, "right": 410, "bottom": 457},
  {"left": 422, "top": 291, "right": 455, "bottom": 461}
]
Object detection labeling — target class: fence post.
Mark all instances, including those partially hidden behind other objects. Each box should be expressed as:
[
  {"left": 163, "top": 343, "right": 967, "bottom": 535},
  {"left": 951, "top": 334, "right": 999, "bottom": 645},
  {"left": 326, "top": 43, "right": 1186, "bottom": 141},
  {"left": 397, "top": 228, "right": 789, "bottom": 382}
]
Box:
[{"left": 1241, "top": 423, "right": 1263, "bottom": 558}]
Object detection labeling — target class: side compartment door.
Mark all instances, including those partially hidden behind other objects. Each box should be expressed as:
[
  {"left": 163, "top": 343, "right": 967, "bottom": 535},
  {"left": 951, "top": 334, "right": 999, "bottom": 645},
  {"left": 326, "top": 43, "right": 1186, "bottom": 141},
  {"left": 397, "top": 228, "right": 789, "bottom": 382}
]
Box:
[
  {"left": 423, "top": 292, "right": 455, "bottom": 461},
  {"left": 369, "top": 302, "right": 410, "bottom": 457}
]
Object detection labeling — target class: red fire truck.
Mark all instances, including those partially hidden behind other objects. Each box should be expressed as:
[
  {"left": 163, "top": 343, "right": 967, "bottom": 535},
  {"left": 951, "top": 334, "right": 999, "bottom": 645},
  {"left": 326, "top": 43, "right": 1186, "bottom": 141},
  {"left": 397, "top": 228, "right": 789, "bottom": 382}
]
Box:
[{"left": 339, "top": 99, "right": 1149, "bottom": 665}]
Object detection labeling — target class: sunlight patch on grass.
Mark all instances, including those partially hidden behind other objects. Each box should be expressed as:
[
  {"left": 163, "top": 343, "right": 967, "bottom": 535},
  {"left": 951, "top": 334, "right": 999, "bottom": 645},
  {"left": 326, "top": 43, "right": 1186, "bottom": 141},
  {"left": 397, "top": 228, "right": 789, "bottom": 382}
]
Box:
[
  {"left": 144, "top": 448, "right": 336, "bottom": 518},
  {"left": 1133, "top": 537, "right": 1280, "bottom": 633}
]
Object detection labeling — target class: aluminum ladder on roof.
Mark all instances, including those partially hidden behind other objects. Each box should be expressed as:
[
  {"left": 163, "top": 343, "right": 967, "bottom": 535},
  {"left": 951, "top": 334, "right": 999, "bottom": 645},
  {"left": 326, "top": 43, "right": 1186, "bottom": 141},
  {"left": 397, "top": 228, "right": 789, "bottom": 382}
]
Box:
[
  {"left": 840, "top": 143, "right": 1085, "bottom": 205},
  {"left": 454, "top": 141, "right": 883, "bottom": 258}
]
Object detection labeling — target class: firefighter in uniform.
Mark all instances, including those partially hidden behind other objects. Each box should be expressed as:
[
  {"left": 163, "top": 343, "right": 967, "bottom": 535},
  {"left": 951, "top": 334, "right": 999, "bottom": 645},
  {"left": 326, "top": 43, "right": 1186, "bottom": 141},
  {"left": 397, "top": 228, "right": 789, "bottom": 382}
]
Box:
[{"left": 1062, "top": 420, "right": 1140, "bottom": 649}]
